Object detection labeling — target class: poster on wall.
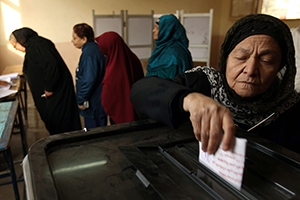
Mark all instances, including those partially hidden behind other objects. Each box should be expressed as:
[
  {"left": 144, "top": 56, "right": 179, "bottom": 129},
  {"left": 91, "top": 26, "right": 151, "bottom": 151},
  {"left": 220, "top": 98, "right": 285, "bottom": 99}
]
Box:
[{"left": 230, "top": 0, "right": 256, "bottom": 18}]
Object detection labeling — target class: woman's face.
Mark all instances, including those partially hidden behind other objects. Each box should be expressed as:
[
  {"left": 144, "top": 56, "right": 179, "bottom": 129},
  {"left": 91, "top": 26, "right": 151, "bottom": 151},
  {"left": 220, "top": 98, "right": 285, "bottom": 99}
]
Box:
[
  {"left": 71, "top": 31, "right": 86, "bottom": 49},
  {"left": 153, "top": 24, "right": 159, "bottom": 40},
  {"left": 226, "top": 35, "right": 282, "bottom": 98},
  {"left": 10, "top": 40, "right": 25, "bottom": 52}
]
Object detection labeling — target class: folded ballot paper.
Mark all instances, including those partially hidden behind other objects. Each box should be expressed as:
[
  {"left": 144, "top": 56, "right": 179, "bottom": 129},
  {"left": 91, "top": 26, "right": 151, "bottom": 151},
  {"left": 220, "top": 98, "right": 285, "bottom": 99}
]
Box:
[{"left": 199, "top": 137, "right": 247, "bottom": 190}]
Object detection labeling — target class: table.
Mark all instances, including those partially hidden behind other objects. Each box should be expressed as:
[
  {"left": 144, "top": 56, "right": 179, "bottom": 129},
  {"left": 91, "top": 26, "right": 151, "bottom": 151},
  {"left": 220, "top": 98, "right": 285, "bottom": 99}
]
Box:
[
  {"left": 0, "top": 100, "right": 27, "bottom": 200},
  {"left": 24, "top": 119, "right": 300, "bottom": 200},
  {"left": 1, "top": 65, "right": 27, "bottom": 123}
]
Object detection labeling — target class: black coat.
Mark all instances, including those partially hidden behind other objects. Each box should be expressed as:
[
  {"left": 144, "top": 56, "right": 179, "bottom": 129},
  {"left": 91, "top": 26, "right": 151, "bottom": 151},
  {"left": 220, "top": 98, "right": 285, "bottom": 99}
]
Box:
[
  {"left": 130, "top": 72, "right": 300, "bottom": 154},
  {"left": 23, "top": 35, "right": 81, "bottom": 134}
]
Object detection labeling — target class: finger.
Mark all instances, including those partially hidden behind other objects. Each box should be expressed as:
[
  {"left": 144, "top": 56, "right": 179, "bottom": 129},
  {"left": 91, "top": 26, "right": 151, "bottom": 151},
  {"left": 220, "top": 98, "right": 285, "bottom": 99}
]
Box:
[
  {"left": 207, "top": 113, "right": 223, "bottom": 154},
  {"left": 201, "top": 132, "right": 209, "bottom": 152},
  {"left": 200, "top": 111, "right": 210, "bottom": 153},
  {"left": 221, "top": 112, "right": 236, "bottom": 151},
  {"left": 190, "top": 117, "right": 201, "bottom": 141}
]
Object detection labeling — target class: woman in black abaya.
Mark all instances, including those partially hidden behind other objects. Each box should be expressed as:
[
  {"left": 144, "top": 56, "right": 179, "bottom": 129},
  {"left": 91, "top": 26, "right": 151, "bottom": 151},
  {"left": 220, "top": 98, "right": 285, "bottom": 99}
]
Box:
[{"left": 9, "top": 27, "right": 81, "bottom": 135}]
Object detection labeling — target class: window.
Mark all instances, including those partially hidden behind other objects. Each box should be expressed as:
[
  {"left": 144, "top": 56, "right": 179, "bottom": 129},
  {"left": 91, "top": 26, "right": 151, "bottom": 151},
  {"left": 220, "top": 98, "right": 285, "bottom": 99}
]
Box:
[{"left": 259, "top": 0, "right": 300, "bottom": 19}]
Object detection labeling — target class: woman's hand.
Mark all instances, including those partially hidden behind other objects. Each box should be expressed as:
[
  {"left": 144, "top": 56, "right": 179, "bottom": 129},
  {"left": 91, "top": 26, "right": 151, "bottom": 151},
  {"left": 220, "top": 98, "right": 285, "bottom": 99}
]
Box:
[
  {"left": 183, "top": 92, "right": 235, "bottom": 154},
  {"left": 78, "top": 105, "right": 86, "bottom": 110},
  {"left": 44, "top": 90, "right": 53, "bottom": 98}
]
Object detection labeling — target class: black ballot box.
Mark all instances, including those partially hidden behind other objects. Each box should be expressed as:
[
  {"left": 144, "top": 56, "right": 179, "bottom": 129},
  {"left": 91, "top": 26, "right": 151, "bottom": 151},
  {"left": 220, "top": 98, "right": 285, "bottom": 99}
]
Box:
[{"left": 24, "top": 119, "right": 300, "bottom": 200}]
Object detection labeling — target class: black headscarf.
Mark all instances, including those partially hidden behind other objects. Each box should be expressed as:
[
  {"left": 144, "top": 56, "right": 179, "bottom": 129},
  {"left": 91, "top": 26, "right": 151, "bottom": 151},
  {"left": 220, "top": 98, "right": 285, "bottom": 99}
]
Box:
[
  {"left": 12, "top": 27, "right": 38, "bottom": 48},
  {"left": 219, "top": 14, "right": 295, "bottom": 95},
  {"left": 219, "top": 14, "right": 292, "bottom": 72}
]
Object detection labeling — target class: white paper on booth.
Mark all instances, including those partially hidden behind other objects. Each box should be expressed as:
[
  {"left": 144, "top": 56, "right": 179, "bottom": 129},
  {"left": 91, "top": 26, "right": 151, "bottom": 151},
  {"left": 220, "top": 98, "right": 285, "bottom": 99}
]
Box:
[{"left": 199, "top": 137, "right": 247, "bottom": 190}]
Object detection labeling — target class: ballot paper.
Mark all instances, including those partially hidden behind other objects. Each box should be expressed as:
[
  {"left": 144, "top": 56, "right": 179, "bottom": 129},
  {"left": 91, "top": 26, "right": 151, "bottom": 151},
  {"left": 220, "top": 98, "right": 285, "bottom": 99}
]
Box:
[
  {"left": 0, "top": 76, "right": 16, "bottom": 98},
  {"left": 0, "top": 77, "right": 12, "bottom": 90},
  {"left": 0, "top": 72, "right": 19, "bottom": 80},
  {"left": 0, "top": 89, "right": 17, "bottom": 99},
  {"left": 199, "top": 137, "right": 247, "bottom": 190}
]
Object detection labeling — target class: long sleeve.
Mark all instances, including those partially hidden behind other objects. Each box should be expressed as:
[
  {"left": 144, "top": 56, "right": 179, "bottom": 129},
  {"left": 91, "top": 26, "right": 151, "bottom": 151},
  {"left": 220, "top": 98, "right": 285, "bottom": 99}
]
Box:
[
  {"left": 130, "top": 70, "right": 211, "bottom": 128},
  {"left": 31, "top": 40, "right": 61, "bottom": 92},
  {"left": 76, "top": 55, "right": 99, "bottom": 104}
]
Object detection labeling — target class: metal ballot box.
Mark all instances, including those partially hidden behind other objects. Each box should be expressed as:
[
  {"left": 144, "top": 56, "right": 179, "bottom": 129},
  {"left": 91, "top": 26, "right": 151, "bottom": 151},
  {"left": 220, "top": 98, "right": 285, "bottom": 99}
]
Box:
[{"left": 24, "top": 119, "right": 300, "bottom": 200}]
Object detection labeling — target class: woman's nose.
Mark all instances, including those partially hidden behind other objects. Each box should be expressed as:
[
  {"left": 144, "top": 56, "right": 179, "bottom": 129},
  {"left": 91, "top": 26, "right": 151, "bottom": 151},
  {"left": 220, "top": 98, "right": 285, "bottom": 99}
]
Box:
[{"left": 243, "top": 57, "right": 259, "bottom": 75}]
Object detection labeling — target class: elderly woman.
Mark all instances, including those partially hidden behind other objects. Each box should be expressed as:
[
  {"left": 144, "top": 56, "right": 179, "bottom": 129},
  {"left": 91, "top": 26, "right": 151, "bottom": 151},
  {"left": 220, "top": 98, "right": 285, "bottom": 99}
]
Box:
[
  {"left": 146, "top": 14, "right": 193, "bottom": 79},
  {"left": 9, "top": 27, "right": 81, "bottom": 135},
  {"left": 95, "top": 31, "right": 144, "bottom": 124},
  {"left": 130, "top": 14, "right": 300, "bottom": 155}
]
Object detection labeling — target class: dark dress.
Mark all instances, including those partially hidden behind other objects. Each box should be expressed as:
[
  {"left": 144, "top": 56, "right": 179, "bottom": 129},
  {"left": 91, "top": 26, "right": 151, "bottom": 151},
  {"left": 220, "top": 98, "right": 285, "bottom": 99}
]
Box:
[
  {"left": 95, "top": 31, "right": 144, "bottom": 124},
  {"left": 23, "top": 35, "right": 81, "bottom": 134}
]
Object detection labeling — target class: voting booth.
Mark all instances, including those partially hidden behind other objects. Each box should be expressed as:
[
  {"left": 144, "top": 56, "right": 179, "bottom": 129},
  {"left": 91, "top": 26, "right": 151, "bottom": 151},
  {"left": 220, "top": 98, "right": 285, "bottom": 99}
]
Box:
[
  {"left": 180, "top": 9, "right": 213, "bottom": 65},
  {"left": 23, "top": 119, "right": 300, "bottom": 199},
  {"left": 92, "top": 10, "right": 154, "bottom": 60},
  {"left": 92, "top": 10, "right": 124, "bottom": 38},
  {"left": 92, "top": 9, "right": 213, "bottom": 64}
]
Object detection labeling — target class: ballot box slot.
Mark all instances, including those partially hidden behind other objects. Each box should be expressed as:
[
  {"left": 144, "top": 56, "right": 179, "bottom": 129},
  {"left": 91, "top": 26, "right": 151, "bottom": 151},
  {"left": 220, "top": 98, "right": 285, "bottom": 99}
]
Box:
[
  {"left": 177, "top": 141, "right": 298, "bottom": 200},
  {"left": 173, "top": 144, "right": 266, "bottom": 199},
  {"left": 165, "top": 144, "right": 260, "bottom": 199},
  {"left": 164, "top": 143, "right": 296, "bottom": 200},
  {"left": 158, "top": 146, "right": 252, "bottom": 200},
  {"left": 240, "top": 144, "right": 298, "bottom": 199},
  {"left": 246, "top": 140, "right": 300, "bottom": 169},
  {"left": 242, "top": 166, "right": 295, "bottom": 200},
  {"left": 120, "top": 145, "right": 252, "bottom": 199},
  {"left": 158, "top": 145, "right": 223, "bottom": 199}
]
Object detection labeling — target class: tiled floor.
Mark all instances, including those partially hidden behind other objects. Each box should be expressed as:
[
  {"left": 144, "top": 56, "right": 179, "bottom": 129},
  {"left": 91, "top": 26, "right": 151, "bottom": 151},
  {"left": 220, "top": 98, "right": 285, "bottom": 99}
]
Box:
[{"left": 0, "top": 90, "right": 52, "bottom": 200}]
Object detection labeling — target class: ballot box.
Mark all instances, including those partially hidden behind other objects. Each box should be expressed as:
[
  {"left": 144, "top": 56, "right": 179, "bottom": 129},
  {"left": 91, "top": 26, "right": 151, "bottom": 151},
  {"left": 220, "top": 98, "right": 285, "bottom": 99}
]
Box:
[{"left": 24, "top": 119, "right": 300, "bottom": 200}]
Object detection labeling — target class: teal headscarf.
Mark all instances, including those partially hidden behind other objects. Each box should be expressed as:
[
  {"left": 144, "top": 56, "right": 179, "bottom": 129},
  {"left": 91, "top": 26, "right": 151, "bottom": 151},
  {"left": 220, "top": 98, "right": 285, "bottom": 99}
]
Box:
[{"left": 146, "top": 14, "right": 193, "bottom": 79}]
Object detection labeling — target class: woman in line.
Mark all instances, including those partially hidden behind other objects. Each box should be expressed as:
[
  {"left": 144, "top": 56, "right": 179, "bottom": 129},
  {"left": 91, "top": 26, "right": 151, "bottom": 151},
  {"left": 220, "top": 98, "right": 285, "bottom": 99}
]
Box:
[
  {"left": 131, "top": 14, "right": 300, "bottom": 155},
  {"left": 146, "top": 14, "right": 193, "bottom": 79},
  {"left": 9, "top": 27, "right": 81, "bottom": 135},
  {"left": 72, "top": 23, "right": 107, "bottom": 129},
  {"left": 95, "top": 31, "right": 144, "bottom": 124}
]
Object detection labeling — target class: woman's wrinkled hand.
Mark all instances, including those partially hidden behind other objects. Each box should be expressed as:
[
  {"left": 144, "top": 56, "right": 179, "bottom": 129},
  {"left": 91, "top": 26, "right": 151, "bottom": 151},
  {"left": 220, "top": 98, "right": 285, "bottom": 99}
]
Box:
[{"left": 183, "top": 92, "right": 235, "bottom": 154}]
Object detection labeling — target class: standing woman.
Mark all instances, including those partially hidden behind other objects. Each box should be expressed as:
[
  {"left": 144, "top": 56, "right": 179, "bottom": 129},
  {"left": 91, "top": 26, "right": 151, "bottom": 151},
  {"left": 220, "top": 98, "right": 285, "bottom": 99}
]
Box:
[
  {"left": 146, "top": 14, "right": 193, "bottom": 79},
  {"left": 72, "top": 23, "right": 107, "bottom": 129},
  {"left": 95, "top": 31, "right": 144, "bottom": 124},
  {"left": 9, "top": 27, "right": 81, "bottom": 135}
]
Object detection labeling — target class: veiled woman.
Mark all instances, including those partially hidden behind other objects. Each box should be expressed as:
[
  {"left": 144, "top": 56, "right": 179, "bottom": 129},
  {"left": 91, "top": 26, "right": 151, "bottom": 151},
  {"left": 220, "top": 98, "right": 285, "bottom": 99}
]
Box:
[
  {"left": 146, "top": 14, "right": 193, "bottom": 79},
  {"left": 95, "top": 31, "right": 144, "bottom": 124},
  {"left": 9, "top": 27, "right": 81, "bottom": 135}
]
